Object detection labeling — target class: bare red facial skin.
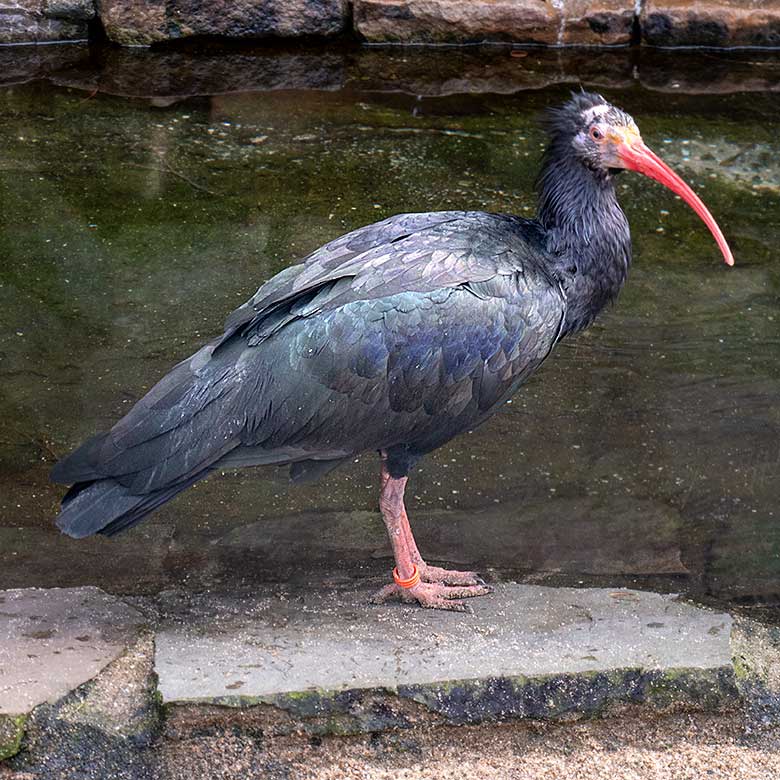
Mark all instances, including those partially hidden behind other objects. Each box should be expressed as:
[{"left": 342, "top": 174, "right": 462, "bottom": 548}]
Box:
[{"left": 617, "top": 141, "right": 734, "bottom": 267}]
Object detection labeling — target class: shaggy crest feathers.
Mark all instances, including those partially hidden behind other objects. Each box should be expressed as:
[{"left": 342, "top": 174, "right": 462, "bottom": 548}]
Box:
[
  {"left": 542, "top": 90, "right": 633, "bottom": 142},
  {"left": 543, "top": 90, "right": 607, "bottom": 138}
]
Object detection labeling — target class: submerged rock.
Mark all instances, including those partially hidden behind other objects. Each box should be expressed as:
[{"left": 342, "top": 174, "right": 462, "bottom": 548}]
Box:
[
  {"left": 50, "top": 45, "right": 345, "bottom": 98},
  {"left": 98, "top": 0, "right": 350, "bottom": 46},
  {"left": 0, "top": 42, "right": 89, "bottom": 87},
  {"left": 11, "top": 42, "right": 779, "bottom": 101}
]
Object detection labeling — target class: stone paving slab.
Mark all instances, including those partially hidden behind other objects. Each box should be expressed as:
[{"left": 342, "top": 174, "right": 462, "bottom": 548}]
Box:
[
  {"left": 0, "top": 587, "right": 146, "bottom": 717},
  {"left": 155, "top": 584, "right": 737, "bottom": 730}
]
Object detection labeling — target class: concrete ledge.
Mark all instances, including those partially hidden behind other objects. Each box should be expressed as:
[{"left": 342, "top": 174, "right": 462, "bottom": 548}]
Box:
[{"left": 155, "top": 584, "right": 738, "bottom": 735}]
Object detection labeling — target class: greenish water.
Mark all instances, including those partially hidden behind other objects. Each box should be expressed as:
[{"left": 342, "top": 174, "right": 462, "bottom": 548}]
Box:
[{"left": 1, "top": 49, "right": 779, "bottom": 612}]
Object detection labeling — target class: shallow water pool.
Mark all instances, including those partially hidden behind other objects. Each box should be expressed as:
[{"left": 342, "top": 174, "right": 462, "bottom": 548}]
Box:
[{"left": 1, "top": 44, "right": 778, "bottom": 613}]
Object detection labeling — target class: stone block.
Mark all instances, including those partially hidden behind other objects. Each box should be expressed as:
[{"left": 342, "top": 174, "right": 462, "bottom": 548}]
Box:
[
  {"left": 0, "top": 587, "right": 146, "bottom": 760},
  {"left": 642, "top": 1, "right": 780, "bottom": 47},
  {"left": 97, "top": 0, "right": 350, "bottom": 46},
  {"left": 0, "top": 1, "right": 90, "bottom": 42},
  {"left": 563, "top": 0, "right": 636, "bottom": 45},
  {"left": 353, "top": 0, "right": 636, "bottom": 45},
  {"left": 354, "top": 0, "right": 558, "bottom": 44},
  {"left": 0, "top": 588, "right": 145, "bottom": 715},
  {"left": 156, "top": 584, "right": 737, "bottom": 735},
  {"left": 43, "top": 0, "right": 95, "bottom": 21}
]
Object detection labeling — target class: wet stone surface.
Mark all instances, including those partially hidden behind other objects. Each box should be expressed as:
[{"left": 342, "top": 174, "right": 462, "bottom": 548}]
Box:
[
  {"left": 5, "top": 0, "right": 778, "bottom": 47},
  {"left": 0, "top": 583, "right": 759, "bottom": 774}
]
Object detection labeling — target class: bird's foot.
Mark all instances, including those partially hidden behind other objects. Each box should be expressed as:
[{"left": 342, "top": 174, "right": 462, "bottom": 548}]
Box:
[{"left": 371, "top": 580, "right": 493, "bottom": 613}]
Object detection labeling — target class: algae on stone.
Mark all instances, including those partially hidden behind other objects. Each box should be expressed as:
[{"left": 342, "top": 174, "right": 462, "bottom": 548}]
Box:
[{"left": 0, "top": 714, "right": 26, "bottom": 761}]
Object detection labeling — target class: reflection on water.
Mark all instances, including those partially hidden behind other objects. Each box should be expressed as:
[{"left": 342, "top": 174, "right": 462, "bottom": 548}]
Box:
[{"left": 0, "top": 46, "right": 778, "bottom": 614}]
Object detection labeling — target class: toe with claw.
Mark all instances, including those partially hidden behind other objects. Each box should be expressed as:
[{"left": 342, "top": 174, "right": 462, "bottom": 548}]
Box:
[
  {"left": 372, "top": 578, "right": 493, "bottom": 613},
  {"left": 417, "top": 563, "right": 485, "bottom": 587}
]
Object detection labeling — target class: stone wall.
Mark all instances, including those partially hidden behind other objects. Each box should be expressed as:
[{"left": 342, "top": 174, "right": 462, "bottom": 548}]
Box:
[
  {"left": 97, "top": 0, "right": 350, "bottom": 46},
  {"left": 0, "top": 0, "right": 95, "bottom": 43},
  {"left": 1, "top": 0, "right": 779, "bottom": 47}
]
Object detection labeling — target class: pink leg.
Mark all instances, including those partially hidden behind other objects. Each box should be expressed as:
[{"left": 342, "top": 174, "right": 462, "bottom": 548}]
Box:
[{"left": 372, "top": 456, "right": 492, "bottom": 612}]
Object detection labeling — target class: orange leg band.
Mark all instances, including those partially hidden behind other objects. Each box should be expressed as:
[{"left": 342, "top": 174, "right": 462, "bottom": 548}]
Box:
[{"left": 392, "top": 564, "right": 421, "bottom": 589}]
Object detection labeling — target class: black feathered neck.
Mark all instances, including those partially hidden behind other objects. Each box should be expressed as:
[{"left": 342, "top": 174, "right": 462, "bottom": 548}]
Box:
[{"left": 535, "top": 92, "right": 632, "bottom": 337}]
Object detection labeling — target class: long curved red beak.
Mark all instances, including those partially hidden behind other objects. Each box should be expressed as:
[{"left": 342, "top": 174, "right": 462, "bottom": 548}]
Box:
[{"left": 617, "top": 141, "right": 734, "bottom": 267}]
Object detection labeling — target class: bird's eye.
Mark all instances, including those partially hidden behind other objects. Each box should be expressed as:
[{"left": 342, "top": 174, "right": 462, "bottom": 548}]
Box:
[{"left": 589, "top": 126, "right": 603, "bottom": 141}]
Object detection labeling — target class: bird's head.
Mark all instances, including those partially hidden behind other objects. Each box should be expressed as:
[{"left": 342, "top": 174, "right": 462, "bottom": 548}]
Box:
[{"left": 546, "top": 91, "right": 734, "bottom": 266}]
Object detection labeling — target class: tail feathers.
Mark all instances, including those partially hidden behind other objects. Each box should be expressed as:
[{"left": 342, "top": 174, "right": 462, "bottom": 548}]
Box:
[
  {"left": 50, "top": 432, "right": 109, "bottom": 484},
  {"left": 56, "top": 469, "right": 211, "bottom": 539}
]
